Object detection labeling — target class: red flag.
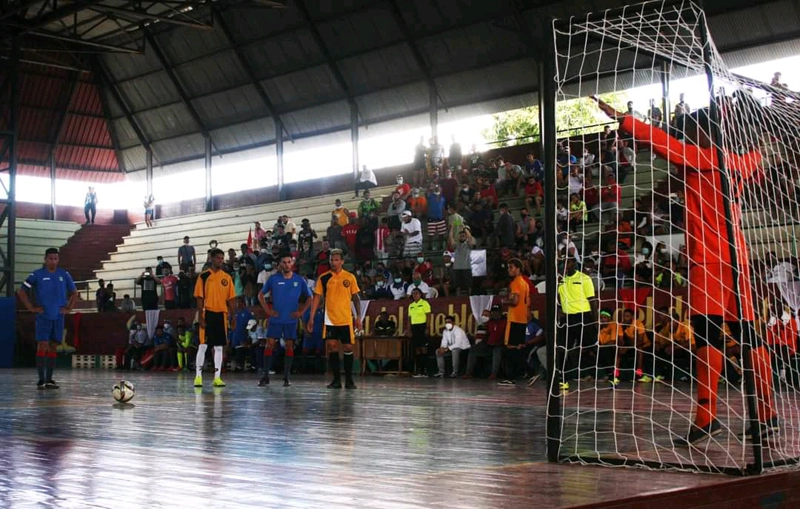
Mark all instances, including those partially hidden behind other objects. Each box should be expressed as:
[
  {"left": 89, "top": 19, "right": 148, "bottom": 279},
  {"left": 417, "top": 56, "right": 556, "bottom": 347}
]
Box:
[{"left": 247, "top": 228, "right": 254, "bottom": 253}]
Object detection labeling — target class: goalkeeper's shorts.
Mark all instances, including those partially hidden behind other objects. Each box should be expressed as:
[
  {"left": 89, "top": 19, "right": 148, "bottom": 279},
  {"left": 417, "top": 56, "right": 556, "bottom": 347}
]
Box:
[{"left": 690, "top": 263, "right": 754, "bottom": 322}]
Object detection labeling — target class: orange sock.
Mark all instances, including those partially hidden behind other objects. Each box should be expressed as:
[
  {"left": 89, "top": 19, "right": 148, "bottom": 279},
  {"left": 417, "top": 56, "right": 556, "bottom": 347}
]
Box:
[
  {"left": 750, "top": 346, "right": 775, "bottom": 423},
  {"left": 695, "top": 346, "right": 723, "bottom": 428}
]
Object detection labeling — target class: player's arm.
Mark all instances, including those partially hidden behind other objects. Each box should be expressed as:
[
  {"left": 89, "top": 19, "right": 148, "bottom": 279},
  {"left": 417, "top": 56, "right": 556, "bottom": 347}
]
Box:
[
  {"left": 16, "top": 285, "right": 43, "bottom": 314},
  {"left": 351, "top": 293, "right": 362, "bottom": 331},
  {"left": 64, "top": 288, "right": 78, "bottom": 314},
  {"left": 306, "top": 293, "right": 322, "bottom": 333}
]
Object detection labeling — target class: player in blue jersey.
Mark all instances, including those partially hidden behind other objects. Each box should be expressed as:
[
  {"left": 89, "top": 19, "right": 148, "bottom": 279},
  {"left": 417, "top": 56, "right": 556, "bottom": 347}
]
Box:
[
  {"left": 257, "top": 254, "right": 312, "bottom": 387},
  {"left": 16, "top": 248, "right": 77, "bottom": 389}
]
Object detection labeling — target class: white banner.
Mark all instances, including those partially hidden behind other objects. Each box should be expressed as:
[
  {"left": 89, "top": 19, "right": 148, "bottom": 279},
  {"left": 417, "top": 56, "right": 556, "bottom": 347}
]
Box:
[
  {"left": 470, "top": 249, "right": 487, "bottom": 277},
  {"left": 468, "top": 295, "right": 494, "bottom": 323}
]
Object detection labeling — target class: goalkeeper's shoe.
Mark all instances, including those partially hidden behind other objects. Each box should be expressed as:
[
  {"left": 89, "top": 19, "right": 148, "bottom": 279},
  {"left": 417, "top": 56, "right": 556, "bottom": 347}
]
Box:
[
  {"left": 559, "top": 382, "right": 569, "bottom": 391},
  {"left": 609, "top": 378, "right": 621, "bottom": 387},
  {"left": 654, "top": 375, "right": 665, "bottom": 383},
  {"left": 212, "top": 377, "right": 226, "bottom": 387},
  {"left": 637, "top": 374, "right": 653, "bottom": 383},
  {"left": 193, "top": 376, "right": 203, "bottom": 387},
  {"left": 744, "top": 416, "right": 781, "bottom": 441},
  {"left": 674, "top": 419, "right": 722, "bottom": 447}
]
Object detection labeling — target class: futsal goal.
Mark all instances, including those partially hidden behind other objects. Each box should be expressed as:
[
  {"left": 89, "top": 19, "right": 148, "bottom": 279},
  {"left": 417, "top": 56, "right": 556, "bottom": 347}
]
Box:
[{"left": 543, "top": 0, "right": 800, "bottom": 475}]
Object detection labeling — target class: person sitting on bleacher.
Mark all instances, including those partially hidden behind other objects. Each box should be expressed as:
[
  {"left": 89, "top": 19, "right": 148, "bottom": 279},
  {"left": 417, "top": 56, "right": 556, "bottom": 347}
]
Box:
[
  {"left": 332, "top": 199, "right": 349, "bottom": 227},
  {"left": 406, "top": 271, "right": 431, "bottom": 299},
  {"left": 435, "top": 315, "right": 471, "bottom": 377},
  {"left": 327, "top": 218, "right": 345, "bottom": 254},
  {"left": 374, "top": 310, "right": 397, "bottom": 336},
  {"left": 463, "top": 306, "right": 505, "bottom": 379},
  {"left": 152, "top": 325, "right": 175, "bottom": 371}
]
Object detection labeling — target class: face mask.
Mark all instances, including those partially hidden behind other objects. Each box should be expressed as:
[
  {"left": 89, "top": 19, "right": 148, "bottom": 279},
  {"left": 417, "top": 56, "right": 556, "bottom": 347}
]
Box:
[
  {"left": 397, "top": 178, "right": 403, "bottom": 184},
  {"left": 413, "top": 281, "right": 421, "bottom": 286},
  {"left": 394, "top": 278, "right": 402, "bottom": 284},
  {"left": 660, "top": 248, "right": 668, "bottom": 254},
  {"left": 335, "top": 204, "right": 342, "bottom": 209},
  {"left": 376, "top": 281, "right": 384, "bottom": 287},
  {"left": 416, "top": 257, "right": 424, "bottom": 264},
  {"left": 157, "top": 260, "right": 163, "bottom": 266},
  {"left": 642, "top": 248, "right": 650, "bottom": 255},
  {"left": 445, "top": 323, "right": 454, "bottom": 330},
  {"left": 412, "top": 192, "right": 419, "bottom": 198},
  {"left": 536, "top": 238, "right": 544, "bottom": 248},
  {"left": 445, "top": 262, "right": 452, "bottom": 267},
  {"left": 264, "top": 264, "right": 272, "bottom": 271},
  {"left": 434, "top": 191, "right": 440, "bottom": 195},
  {"left": 480, "top": 316, "right": 489, "bottom": 324},
  {"left": 463, "top": 187, "right": 469, "bottom": 191}
]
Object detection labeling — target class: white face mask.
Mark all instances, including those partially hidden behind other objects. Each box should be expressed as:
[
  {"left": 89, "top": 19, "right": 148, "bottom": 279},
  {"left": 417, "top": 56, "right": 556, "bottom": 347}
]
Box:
[
  {"left": 445, "top": 323, "right": 454, "bottom": 330},
  {"left": 397, "top": 178, "right": 403, "bottom": 184},
  {"left": 480, "top": 316, "right": 489, "bottom": 324}
]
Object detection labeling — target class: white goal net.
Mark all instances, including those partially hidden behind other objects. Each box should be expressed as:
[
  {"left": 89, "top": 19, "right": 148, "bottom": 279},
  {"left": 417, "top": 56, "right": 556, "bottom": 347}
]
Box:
[{"left": 548, "top": 0, "right": 800, "bottom": 474}]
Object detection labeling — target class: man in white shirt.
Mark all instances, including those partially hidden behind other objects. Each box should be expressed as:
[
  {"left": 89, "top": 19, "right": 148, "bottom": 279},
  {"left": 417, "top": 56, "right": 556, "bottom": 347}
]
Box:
[
  {"left": 435, "top": 315, "right": 471, "bottom": 377},
  {"left": 406, "top": 272, "right": 431, "bottom": 299},
  {"left": 401, "top": 210, "right": 423, "bottom": 258},
  {"left": 257, "top": 261, "right": 275, "bottom": 286},
  {"left": 354, "top": 164, "right": 377, "bottom": 197}
]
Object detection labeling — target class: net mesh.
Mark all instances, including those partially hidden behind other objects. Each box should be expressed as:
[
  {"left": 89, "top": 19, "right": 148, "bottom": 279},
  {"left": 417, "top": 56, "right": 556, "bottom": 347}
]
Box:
[{"left": 549, "top": 0, "right": 800, "bottom": 473}]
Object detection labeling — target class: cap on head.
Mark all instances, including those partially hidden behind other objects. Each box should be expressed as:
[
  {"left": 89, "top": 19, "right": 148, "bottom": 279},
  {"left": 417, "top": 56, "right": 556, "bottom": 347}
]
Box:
[{"left": 401, "top": 210, "right": 412, "bottom": 217}]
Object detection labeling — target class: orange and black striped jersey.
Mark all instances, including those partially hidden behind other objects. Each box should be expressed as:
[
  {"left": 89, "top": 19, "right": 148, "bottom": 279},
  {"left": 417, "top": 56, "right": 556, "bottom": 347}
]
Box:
[
  {"left": 315, "top": 269, "right": 360, "bottom": 326},
  {"left": 194, "top": 269, "right": 236, "bottom": 312}
]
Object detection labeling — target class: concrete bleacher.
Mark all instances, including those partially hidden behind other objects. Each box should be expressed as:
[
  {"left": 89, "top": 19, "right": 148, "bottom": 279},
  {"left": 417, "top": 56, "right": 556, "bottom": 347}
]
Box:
[
  {"left": 91, "top": 185, "right": 397, "bottom": 296},
  {"left": 0, "top": 219, "right": 81, "bottom": 288}
]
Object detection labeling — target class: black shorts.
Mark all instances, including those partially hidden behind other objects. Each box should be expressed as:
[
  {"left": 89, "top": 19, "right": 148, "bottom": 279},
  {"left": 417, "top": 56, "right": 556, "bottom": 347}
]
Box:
[
  {"left": 201, "top": 311, "right": 228, "bottom": 346},
  {"left": 325, "top": 324, "right": 354, "bottom": 345},
  {"left": 164, "top": 300, "right": 176, "bottom": 310},
  {"left": 411, "top": 323, "right": 428, "bottom": 348},
  {"left": 505, "top": 322, "right": 527, "bottom": 347}
]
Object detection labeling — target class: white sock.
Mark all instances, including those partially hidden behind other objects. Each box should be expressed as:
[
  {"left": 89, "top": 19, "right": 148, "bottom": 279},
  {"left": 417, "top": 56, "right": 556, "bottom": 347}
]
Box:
[
  {"left": 195, "top": 344, "right": 207, "bottom": 378},
  {"left": 214, "top": 346, "right": 223, "bottom": 379}
]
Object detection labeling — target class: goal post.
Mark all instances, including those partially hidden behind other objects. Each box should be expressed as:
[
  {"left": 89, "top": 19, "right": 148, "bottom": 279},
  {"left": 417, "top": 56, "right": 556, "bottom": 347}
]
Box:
[{"left": 544, "top": 0, "right": 800, "bottom": 475}]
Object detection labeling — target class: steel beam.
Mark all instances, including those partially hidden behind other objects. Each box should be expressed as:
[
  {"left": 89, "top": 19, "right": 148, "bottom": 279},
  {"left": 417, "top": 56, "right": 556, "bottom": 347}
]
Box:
[
  {"left": 146, "top": 148, "right": 153, "bottom": 197},
  {"left": 350, "top": 102, "right": 359, "bottom": 180},
  {"left": 211, "top": 8, "right": 289, "bottom": 141},
  {"left": 84, "top": 3, "right": 214, "bottom": 30},
  {"left": 90, "top": 61, "right": 128, "bottom": 173},
  {"left": 49, "top": 151, "right": 56, "bottom": 220},
  {"left": 204, "top": 135, "right": 212, "bottom": 212},
  {"left": 276, "top": 118, "right": 284, "bottom": 199},
  {"left": 50, "top": 71, "right": 79, "bottom": 151},
  {"left": 144, "top": 30, "right": 216, "bottom": 150},
  {"left": 0, "top": 36, "right": 19, "bottom": 295},
  {"left": 92, "top": 56, "right": 154, "bottom": 154},
  {"left": 294, "top": 0, "right": 356, "bottom": 107}
]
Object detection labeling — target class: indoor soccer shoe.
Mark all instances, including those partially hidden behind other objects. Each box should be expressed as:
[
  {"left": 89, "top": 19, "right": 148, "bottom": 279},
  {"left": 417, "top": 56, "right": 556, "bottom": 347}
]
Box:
[
  {"left": 654, "top": 375, "right": 665, "bottom": 383},
  {"left": 527, "top": 374, "right": 541, "bottom": 387},
  {"left": 212, "top": 377, "right": 226, "bottom": 387},
  {"left": 674, "top": 419, "right": 722, "bottom": 447},
  {"left": 345, "top": 379, "right": 357, "bottom": 389},
  {"left": 45, "top": 380, "right": 59, "bottom": 389},
  {"left": 327, "top": 380, "right": 342, "bottom": 389},
  {"left": 283, "top": 379, "right": 290, "bottom": 387},
  {"left": 258, "top": 376, "right": 270, "bottom": 387},
  {"left": 609, "top": 378, "right": 621, "bottom": 387},
  {"left": 37, "top": 381, "right": 45, "bottom": 390},
  {"left": 193, "top": 376, "right": 203, "bottom": 387},
  {"left": 559, "top": 382, "right": 569, "bottom": 391},
  {"left": 637, "top": 375, "right": 653, "bottom": 383}
]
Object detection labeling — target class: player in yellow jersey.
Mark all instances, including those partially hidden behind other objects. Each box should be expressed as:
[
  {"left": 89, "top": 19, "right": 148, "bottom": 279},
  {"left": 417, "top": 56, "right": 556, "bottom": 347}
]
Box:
[
  {"left": 194, "top": 248, "right": 236, "bottom": 387},
  {"left": 307, "top": 249, "right": 362, "bottom": 389}
]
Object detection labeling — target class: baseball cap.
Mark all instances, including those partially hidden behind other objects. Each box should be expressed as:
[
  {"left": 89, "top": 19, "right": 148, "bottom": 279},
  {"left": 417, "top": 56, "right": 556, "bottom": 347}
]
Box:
[{"left": 401, "top": 210, "right": 412, "bottom": 217}]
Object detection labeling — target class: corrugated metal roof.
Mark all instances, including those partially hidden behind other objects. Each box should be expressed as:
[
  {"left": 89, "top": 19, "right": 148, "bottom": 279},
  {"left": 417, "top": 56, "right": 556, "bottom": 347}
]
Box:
[
  {"left": 17, "top": 164, "right": 125, "bottom": 183},
  {"left": 34, "top": 0, "right": 796, "bottom": 178},
  {"left": 194, "top": 85, "right": 272, "bottom": 130},
  {"left": 262, "top": 64, "right": 345, "bottom": 111},
  {"left": 339, "top": 44, "right": 422, "bottom": 95},
  {"left": 121, "top": 146, "right": 148, "bottom": 173},
  {"left": 61, "top": 116, "right": 113, "bottom": 148},
  {"left": 54, "top": 145, "right": 117, "bottom": 172},
  {"left": 173, "top": 51, "right": 250, "bottom": 98}
]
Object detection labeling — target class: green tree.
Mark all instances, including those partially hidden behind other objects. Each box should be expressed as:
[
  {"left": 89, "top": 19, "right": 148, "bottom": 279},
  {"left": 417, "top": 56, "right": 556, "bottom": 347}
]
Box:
[{"left": 482, "top": 93, "right": 629, "bottom": 147}]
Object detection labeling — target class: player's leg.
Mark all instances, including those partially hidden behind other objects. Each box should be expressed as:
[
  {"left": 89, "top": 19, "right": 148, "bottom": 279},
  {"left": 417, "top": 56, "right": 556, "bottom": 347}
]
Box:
[
  {"left": 194, "top": 323, "right": 208, "bottom": 386},
  {"left": 732, "top": 321, "right": 778, "bottom": 437},
  {"left": 283, "top": 333, "right": 295, "bottom": 387},
  {"left": 34, "top": 315, "right": 49, "bottom": 388},
  {"left": 327, "top": 333, "right": 342, "bottom": 388},
  {"left": 44, "top": 316, "right": 64, "bottom": 388},
  {"left": 676, "top": 315, "right": 724, "bottom": 445},
  {"left": 259, "top": 338, "right": 276, "bottom": 386},
  {"left": 342, "top": 325, "right": 357, "bottom": 389}
]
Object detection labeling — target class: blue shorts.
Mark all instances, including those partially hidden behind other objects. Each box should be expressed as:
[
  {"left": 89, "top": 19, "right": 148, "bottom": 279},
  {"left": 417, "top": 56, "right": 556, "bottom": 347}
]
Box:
[
  {"left": 145, "top": 209, "right": 154, "bottom": 215},
  {"left": 36, "top": 315, "right": 65, "bottom": 343},
  {"left": 266, "top": 321, "right": 298, "bottom": 340}
]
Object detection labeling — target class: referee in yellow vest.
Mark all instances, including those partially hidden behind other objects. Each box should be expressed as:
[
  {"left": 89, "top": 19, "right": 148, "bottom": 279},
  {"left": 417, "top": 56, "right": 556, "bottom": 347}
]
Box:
[{"left": 556, "top": 257, "right": 597, "bottom": 390}]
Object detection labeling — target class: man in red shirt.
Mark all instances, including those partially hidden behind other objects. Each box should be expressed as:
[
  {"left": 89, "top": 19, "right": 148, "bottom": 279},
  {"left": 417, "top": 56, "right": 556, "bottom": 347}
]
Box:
[
  {"left": 395, "top": 175, "right": 411, "bottom": 201},
  {"left": 600, "top": 174, "right": 621, "bottom": 224},
  {"left": 463, "top": 305, "right": 506, "bottom": 379},
  {"left": 341, "top": 213, "right": 359, "bottom": 256},
  {"left": 596, "top": 97, "right": 776, "bottom": 445},
  {"left": 161, "top": 268, "right": 179, "bottom": 309}
]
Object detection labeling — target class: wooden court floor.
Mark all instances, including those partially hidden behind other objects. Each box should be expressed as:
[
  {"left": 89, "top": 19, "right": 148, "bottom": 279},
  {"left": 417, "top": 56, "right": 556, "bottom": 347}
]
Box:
[{"left": 0, "top": 369, "right": 773, "bottom": 508}]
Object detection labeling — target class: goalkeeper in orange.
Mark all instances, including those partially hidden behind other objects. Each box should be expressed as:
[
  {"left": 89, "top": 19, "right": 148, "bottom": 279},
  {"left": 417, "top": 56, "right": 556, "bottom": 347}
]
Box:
[{"left": 595, "top": 96, "right": 777, "bottom": 446}]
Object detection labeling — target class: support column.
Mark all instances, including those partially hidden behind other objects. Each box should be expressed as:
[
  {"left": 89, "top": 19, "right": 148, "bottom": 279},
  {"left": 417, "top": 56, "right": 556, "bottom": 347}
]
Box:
[
  {"left": 3, "top": 36, "right": 20, "bottom": 296},
  {"left": 204, "top": 136, "right": 212, "bottom": 212},
  {"left": 661, "top": 61, "right": 670, "bottom": 128},
  {"left": 539, "top": 32, "right": 560, "bottom": 464},
  {"left": 429, "top": 83, "right": 438, "bottom": 139},
  {"left": 350, "top": 102, "right": 359, "bottom": 180},
  {"left": 276, "top": 119, "right": 285, "bottom": 200},
  {"left": 145, "top": 148, "right": 153, "bottom": 197},
  {"left": 49, "top": 152, "right": 56, "bottom": 220}
]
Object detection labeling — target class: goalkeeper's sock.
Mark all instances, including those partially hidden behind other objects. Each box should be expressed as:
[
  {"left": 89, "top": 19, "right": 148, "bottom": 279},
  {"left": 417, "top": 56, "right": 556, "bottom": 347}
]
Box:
[
  {"left": 695, "top": 346, "right": 723, "bottom": 428},
  {"left": 177, "top": 352, "right": 185, "bottom": 369},
  {"left": 751, "top": 346, "right": 776, "bottom": 422}
]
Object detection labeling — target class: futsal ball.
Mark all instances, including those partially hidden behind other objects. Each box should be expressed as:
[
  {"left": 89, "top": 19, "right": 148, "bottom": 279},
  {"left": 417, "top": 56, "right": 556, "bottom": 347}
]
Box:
[{"left": 112, "top": 380, "right": 135, "bottom": 403}]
